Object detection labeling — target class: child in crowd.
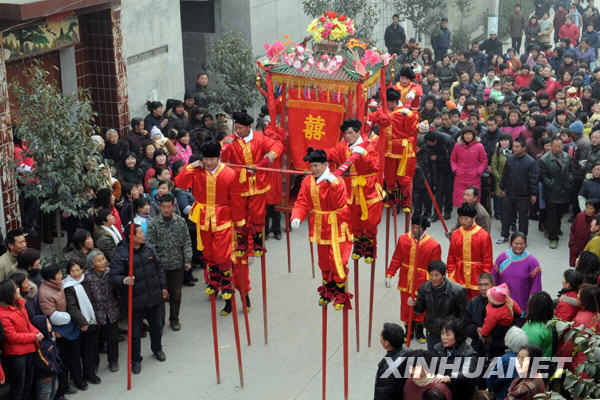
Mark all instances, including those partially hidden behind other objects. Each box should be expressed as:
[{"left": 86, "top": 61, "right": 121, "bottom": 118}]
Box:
[{"left": 555, "top": 269, "right": 584, "bottom": 321}]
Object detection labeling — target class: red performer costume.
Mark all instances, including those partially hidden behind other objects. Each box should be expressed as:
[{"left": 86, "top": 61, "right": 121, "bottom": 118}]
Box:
[
  {"left": 392, "top": 66, "right": 423, "bottom": 111},
  {"left": 326, "top": 119, "right": 384, "bottom": 263},
  {"left": 220, "top": 111, "right": 284, "bottom": 257},
  {"left": 368, "top": 86, "right": 419, "bottom": 211},
  {"left": 447, "top": 203, "right": 494, "bottom": 300},
  {"left": 291, "top": 149, "right": 353, "bottom": 310},
  {"left": 386, "top": 215, "right": 441, "bottom": 342},
  {"left": 174, "top": 142, "right": 244, "bottom": 315}
]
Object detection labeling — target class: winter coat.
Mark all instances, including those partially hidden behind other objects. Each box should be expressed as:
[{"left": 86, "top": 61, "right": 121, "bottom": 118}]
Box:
[
  {"left": 491, "top": 148, "right": 511, "bottom": 195},
  {"left": 0, "top": 298, "right": 39, "bottom": 356},
  {"left": 413, "top": 278, "right": 468, "bottom": 337},
  {"left": 569, "top": 212, "right": 593, "bottom": 266},
  {"left": 38, "top": 280, "right": 67, "bottom": 316},
  {"left": 582, "top": 30, "right": 600, "bottom": 50},
  {"left": 555, "top": 289, "right": 580, "bottom": 321},
  {"left": 104, "top": 140, "right": 129, "bottom": 167},
  {"left": 143, "top": 113, "right": 166, "bottom": 133},
  {"left": 110, "top": 242, "right": 166, "bottom": 311},
  {"left": 450, "top": 138, "right": 488, "bottom": 207},
  {"left": 574, "top": 46, "right": 596, "bottom": 64},
  {"left": 508, "top": 11, "right": 527, "bottom": 37},
  {"left": 149, "top": 193, "right": 181, "bottom": 218},
  {"left": 146, "top": 213, "right": 192, "bottom": 271},
  {"left": 579, "top": 177, "right": 600, "bottom": 200},
  {"left": 500, "top": 152, "right": 539, "bottom": 198},
  {"left": 502, "top": 124, "right": 527, "bottom": 140},
  {"left": 431, "top": 27, "right": 451, "bottom": 52},
  {"left": 524, "top": 22, "right": 542, "bottom": 45},
  {"left": 539, "top": 18, "right": 554, "bottom": 43},
  {"left": 373, "top": 347, "right": 407, "bottom": 400},
  {"left": 480, "top": 37, "right": 503, "bottom": 57},
  {"left": 433, "top": 340, "right": 479, "bottom": 399},
  {"left": 127, "top": 130, "right": 148, "bottom": 157},
  {"left": 559, "top": 23, "right": 581, "bottom": 44},
  {"left": 572, "top": 134, "right": 591, "bottom": 179},
  {"left": 454, "top": 59, "right": 475, "bottom": 80},
  {"left": 85, "top": 268, "right": 120, "bottom": 325},
  {"left": 64, "top": 279, "right": 96, "bottom": 328},
  {"left": 384, "top": 24, "right": 406, "bottom": 53},
  {"left": 93, "top": 225, "right": 119, "bottom": 262},
  {"left": 117, "top": 166, "right": 145, "bottom": 186},
  {"left": 480, "top": 128, "right": 502, "bottom": 164},
  {"left": 539, "top": 150, "right": 573, "bottom": 204},
  {"left": 435, "top": 62, "right": 455, "bottom": 88},
  {"left": 469, "top": 50, "right": 488, "bottom": 73},
  {"left": 166, "top": 110, "right": 189, "bottom": 133},
  {"left": 586, "top": 144, "right": 600, "bottom": 174}
]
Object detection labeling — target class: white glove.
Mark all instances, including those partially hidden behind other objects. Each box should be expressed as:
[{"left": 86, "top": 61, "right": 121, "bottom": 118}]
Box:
[
  {"left": 324, "top": 174, "right": 336, "bottom": 183},
  {"left": 291, "top": 218, "right": 301, "bottom": 229},
  {"left": 401, "top": 108, "right": 410, "bottom": 115},
  {"left": 352, "top": 146, "right": 366, "bottom": 155},
  {"left": 385, "top": 277, "right": 391, "bottom": 288}
]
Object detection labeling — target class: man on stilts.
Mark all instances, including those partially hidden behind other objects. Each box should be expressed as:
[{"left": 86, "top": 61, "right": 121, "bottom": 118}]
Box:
[
  {"left": 325, "top": 119, "right": 384, "bottom": 263},
  {"left": 173, "top": 142, "right": 240, "bottom": 315},
  {"left": 368, "top": 86, "right": 419, "bottom": 212},
  {"left": 221, "top": 111, "right": 284, "bottom": 258},
  {"left": 291, "top": 148, "right": 353, "bottom": 310},
  {"left": 385, "top": 214, "right": 441, "bottom": 343},
  {"left": 447, "top": 203, "right": 494, "bottom": 300}
]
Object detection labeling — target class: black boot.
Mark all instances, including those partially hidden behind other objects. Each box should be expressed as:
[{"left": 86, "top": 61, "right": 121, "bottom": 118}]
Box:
[
  {"left": 245, "top": 294, "right": 251, "bottom": 312},
  {"left": 252, "top": 231, "right": 265, "bottom": 256},
  {"left": 220, "top": 299, "right": 232, "bottom": 316}
]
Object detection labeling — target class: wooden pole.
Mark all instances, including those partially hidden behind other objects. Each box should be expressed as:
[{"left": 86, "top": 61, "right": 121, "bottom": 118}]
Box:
[
  {"left": 368, "top": 260, "right": 376, "bottom": 347},
  {"left": 385, "top": 207, "right": 390, "bottom": 278},
  {"left": 230, "top": 293, "right": 244, "bottom": 387},
  {"left": 343, "top": 306, "right": 349, "bottom": 400},
  {"left": 310, "top": 241, "right": 316, "bottom": 279},
  {"left": 322, "top": 305, "right": 327, "bottom": 400},
  {"left": 286, "top": 213, "right": 292, "bottom": 273},
  {"left": 261, "top": 254, "right": 268, "bottom": 344},
  {"left": 240, "top": 287, "right": 251, "bottom": 346},
  {"left": 209, "top": 294, "right": 221, "bottom": 384},
  {"left": 353, "top": 260, "right": 359, "bottom": 352},
  {"left": 393, "top": 206, "right": 398, "bottom": 243}
]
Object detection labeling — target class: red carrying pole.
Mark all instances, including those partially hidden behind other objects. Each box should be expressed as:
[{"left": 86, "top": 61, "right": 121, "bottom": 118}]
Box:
[
  {"left": 310, "top": 241, "right": 315, "bottom": 278},
  {"left": 353, "top": 260, "right": 359, "bottom": 352},
  {"left": 230, "top": 293, "right": 244, "bottom": 387},
  {"left": 393, "top": 206, "right": 398, "bottom": 243},
  {"left": 322, "top": 305, "right": 327, "bottom": 400},
  {"left": 406, "top": 234, "right": 421, "bottom": 348},
  {"left": 127, "top": 222, "right": 134, "bottom": 390},
  {"left": 343, "top": 306, "right": 349, "bottom": 400},
  {"left": 209, "top": 294, "right": 221, "bottom": 384},
  {"left": 261, "top": 254, "right": 268, "bottom": 345},
  {"left": 421, "top": 170, "right": 448, "bottom": 233},
  {"left": 240, "top": 289, "right": 251, "bottom": 346},
  {"left": 404, "top": 211, "right": 410, "bottom": 234},
  {"left": 385, "top": 207, "right": 390, "bottom": 278},
  {"left": 368, "top": 260, "right": 376, "bottom": 347}
]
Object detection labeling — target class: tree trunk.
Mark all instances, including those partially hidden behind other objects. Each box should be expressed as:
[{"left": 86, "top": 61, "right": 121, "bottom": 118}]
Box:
[{"left": 54, "top": 209, "right": 62, "bottom": 262}]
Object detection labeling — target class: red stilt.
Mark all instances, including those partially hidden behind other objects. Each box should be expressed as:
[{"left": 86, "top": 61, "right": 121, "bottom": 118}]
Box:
[
  {"left": 385, "top": 207, "right": 390, "bottom": 278},
  {"left": 230, "top": 294, "right": 244, "bottom": 387},
  {"left": 353, "top": 260, "right": 359, "bottom": 352},
  {"left": 127, "top": 222, "right": 134, "bottom": 390},
  {"left": 209, "top": 294, "right": 221, "bottom": 384},
  {"left": 240, "top": 288, "right": 251, "bottom": 346},
  {"left": 404, "top": 211, "right": 410, "bottom": 233},
  {"left": 286, "top": 212, "right": 291, "bottom": 273},
  {"left": 368, "top": 260, "right": 376, "bottom": 347},
  {"left": 393, "top": 206, "right": 398, "bottom": 243},
  {"left": 343, "top": 306, "right": 349, "bottom": 400},
  {"left": 322, "top": 305, "right": 327, "bottom": 400},
  {"left": 310, "top": 241, "right": 316, "bottom": 279},
  {"left": 261, "top": 254, "right": 268, "bottom": 344}
]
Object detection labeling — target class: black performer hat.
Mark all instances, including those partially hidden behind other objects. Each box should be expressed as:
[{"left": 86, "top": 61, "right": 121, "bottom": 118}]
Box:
[
  {"left": 340, "top": 118, "right": 362, "bottom": 133},
  {"left": 411, "top": 214, "right": 431, "bottom": 229},
  {"left": 457, "top": 202, "right": 477, "bottom": 218},
  {"left": 386, "top": 87, "right": 401, "bottom": 102},
  {"left": 232, "top": 111, "right": 254, "bottom": 126},
  {"left": 303, "top": 147, "right": 328, "bottom": 163},
  {"left": 398, "top": 66, "right": 416, "bottom": 80},
  {"left": 200, "top": 141, "right": 221, "bottom": 158}
]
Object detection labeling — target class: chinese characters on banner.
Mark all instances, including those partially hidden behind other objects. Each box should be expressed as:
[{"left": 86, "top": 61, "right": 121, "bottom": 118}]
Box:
[{"left": 287, "top": 89, "right": 346, "bottom": 170}]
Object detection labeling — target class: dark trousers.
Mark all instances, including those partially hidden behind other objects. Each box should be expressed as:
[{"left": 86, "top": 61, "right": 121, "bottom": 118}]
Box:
[
  {"left": 132, "top": 303, "right": 163, "bottom": 363},
  {"left": 426, "top": 332, "right": 441, "bottom": 352},
  {"left": 412, "top": 187, "right": 432, "bottom": 217},
  {"left": 3, "top": 353, "right": 34, "bottom": 400},
  {"left": 265, "top": 204, "right": 281, "bottom": 235},
  {"left": 501, "top": 196, "right": 531, "bottom": 237},
  {"left": 511, "top": 36, "right": 522, "bottom": 53},
  {"left": 571, "top": 177, "right": 584, "bottom": 215},
  {"left": 434, "top": 170, "right": 454, "bottom": 214},
  {"left": 162, "top": 268, "right": 184, "bottom": 324},
  {"left": 56, "top": 337, "right": 81, "bottom": 394},
  {"left": 98, "top": 322, "right": 119, "bottom": 365},
  {"left": 481, "top": 175, "right": 493, "bottom": 214},
  {"left": 546, "top": 202, "right": 568, "bottom": 241},
  {"left": 80, "top": 327, "right": 100, "bottom": 378},
  {"left": 19, "top": 192, "right": 39, "bottom": 233}
]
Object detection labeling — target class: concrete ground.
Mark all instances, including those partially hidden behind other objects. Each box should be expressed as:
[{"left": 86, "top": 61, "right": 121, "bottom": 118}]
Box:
[{"left": 67, "top": 208, "right": 569, "bottom": 400}]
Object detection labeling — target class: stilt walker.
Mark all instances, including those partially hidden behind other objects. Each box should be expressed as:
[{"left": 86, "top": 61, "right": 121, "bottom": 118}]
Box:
[
  {"left": 291, "top": 149, "right": 353, "bottom": 399},
  {"left": 385, "top": 214, "right": 441, "bottom": 345},
  {"left": 173, "top": 142, "right": 245, "bottom": 384},
  {"left": 325, "top": 118, "right": 384, "bottom": 352}
]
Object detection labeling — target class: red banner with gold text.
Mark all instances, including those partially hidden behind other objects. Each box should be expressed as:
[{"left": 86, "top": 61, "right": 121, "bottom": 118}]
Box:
[{"left": 287, "top": 89, "right": 345, "bottom": 170}]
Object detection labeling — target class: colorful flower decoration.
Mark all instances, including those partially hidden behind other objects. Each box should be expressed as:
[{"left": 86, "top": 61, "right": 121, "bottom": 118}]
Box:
[
  {"left": 307, "top": 10, "right": 355, "bottom": 43},
  {"left": 316, "top": 54, "right": 344, "bottom": 74},
  {"left": 346, "top": 38, "right": 367, "bottom": 50}
]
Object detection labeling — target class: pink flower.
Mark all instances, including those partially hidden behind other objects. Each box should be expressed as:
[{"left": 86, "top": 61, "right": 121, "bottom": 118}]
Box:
[
  {"left": 381, "top": 53, "right": 392, "bottom": 66},
  {"left": 293, "top": 60, "right": 302, "bottom": 69},
  {"left": 324, "top": 22, "right": 334, "bottom": 29},
  {"left": 264, "top": 41, "right": 285, "bottom": 59}
]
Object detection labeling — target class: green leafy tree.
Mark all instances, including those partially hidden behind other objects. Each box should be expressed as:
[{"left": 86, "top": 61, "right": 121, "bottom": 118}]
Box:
[
  {"left": 388, "top": 0, "right": 443, "bottom": 41},
  {"left": 302, "top": 0, "right": 379, "bottom": 42},
  {"left": 202, "top": 31, "right": 258, "bottom": 115},
  {"left": 6, "top": 65, "right": 104, "bottom": 259}
]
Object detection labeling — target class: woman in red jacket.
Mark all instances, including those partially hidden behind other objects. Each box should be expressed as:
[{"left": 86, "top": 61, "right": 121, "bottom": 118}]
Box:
[
  {"left": 0, "top": 279, "right": 42, "bottom": 400},
  {"left": 554, "top": 269, "right": 583, "bottom": 321}
]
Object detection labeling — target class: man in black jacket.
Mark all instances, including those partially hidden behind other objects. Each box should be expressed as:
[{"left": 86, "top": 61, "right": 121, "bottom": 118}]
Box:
[
  {"left": 111, "top": 223, "right": 168, "bottom": 374},
  {"left": 480, "top": 32, "right": 503, "bottom": 59},
  {"left": 407, "top": 260, "right": 467, "bottom": 351},
  {"left": 498, "top": 137, "right": 539, "bottom": 243},
  {"left": 425, "top": 129, "right": 455, "bottom": 221},
  {"left": 463, "top": 273, "right": 494, "bottom": 356},
  {"left": 374, "top": 323, "right": 407, "bottom": 400},
  {"left": 384, "top": 14, "right": 406, "bottom": 56}
]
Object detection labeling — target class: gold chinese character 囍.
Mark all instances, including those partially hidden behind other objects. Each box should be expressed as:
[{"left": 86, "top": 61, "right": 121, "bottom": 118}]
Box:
[{"left": 303, "top": 114, "right": 326, "bottom": 141}]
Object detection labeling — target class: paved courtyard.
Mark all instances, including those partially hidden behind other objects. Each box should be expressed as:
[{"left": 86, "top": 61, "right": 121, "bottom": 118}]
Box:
[{"left": 71, "top": 211, "right": 569, "bottom": 400}]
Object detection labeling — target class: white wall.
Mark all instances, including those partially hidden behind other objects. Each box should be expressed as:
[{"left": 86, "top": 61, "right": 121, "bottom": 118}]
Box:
[{"left": 121, "top": 0, "right": 185, "bottom": 118}]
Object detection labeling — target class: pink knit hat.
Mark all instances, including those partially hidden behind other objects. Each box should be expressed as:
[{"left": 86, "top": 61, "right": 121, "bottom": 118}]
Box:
[{"left": 487, "top": 283, "right": 509, "bottom": 305}]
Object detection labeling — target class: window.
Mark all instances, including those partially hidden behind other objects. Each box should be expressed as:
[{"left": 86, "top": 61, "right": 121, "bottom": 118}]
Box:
[{"left": 180, "top": 1, "right": 215, "bottom": 33}]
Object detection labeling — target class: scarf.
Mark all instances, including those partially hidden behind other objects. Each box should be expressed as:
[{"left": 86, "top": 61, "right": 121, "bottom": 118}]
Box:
[
  {"left": 498, "top": 249, "right": 530, "bottom": 274},
  {"left": 62, "top": 275, "right": 96, "bottom": 325},
  {"left": 101, "top": 225, "right": 122, "bottom": 245}
]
